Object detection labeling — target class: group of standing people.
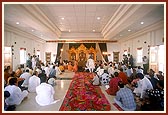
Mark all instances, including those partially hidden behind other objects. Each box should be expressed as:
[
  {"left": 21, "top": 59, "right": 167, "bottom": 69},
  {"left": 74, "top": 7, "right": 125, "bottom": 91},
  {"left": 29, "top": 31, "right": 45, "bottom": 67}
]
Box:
[{"left": 26, "top": 53, "right": 40, "bottom": 70}]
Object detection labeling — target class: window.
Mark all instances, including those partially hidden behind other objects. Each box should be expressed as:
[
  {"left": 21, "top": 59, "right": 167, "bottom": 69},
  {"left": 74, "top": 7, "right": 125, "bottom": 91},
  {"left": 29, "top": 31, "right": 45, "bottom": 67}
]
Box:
[
  {"left": 150, "top": 47, "right": 157, "bottom": 63},
  {"left": 158, "top": 45, "right": 165, "bottom": 72},
  {"left": 4, "top": 47, "right": 12, "bottom": 66},
  {"left": 149, "top": 45, "right": 165, "bottom": 73},
  {"left": 137, "top": 48, "right": 143, "bottom": 63},
  {"left": 20, "top": 48, "right": 26, "bottom": 64}
]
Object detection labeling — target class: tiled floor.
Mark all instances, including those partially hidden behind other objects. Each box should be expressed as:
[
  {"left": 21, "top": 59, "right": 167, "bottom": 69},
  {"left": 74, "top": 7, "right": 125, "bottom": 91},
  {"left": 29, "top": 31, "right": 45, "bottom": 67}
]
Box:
[{"left": 15, "top": 70, "right": 118, "bottom": 112}]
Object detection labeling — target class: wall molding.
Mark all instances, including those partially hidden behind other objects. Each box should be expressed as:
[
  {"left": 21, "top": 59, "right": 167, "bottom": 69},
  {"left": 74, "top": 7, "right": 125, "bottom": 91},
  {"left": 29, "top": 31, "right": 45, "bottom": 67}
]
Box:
[{"left": 46, "top": 40, "right": 117, "bottom": 43}]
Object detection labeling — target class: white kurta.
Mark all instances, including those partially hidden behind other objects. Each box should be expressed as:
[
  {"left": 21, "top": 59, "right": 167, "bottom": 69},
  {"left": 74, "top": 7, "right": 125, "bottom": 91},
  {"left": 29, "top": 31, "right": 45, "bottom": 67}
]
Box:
[
  {"left": 20, "top": 72, "right": 32, "bottom": 87},
  {"left": 28, "top": 75, "right": 40, "bottom": 92},
  {"left": 108, "top": 67, "right": 114, "bottom": 76},
  {"left": 4, "top": 85, "right": 28, "bottom": 105},
  {"left": 35, "top": 83, "right": 56, "bottom": 106},
  {"left": 97, "top": 68, "right": 104, "bottom": 76},
  {"left": 133, "top": 76, "right": 153, "bottom": 98}
]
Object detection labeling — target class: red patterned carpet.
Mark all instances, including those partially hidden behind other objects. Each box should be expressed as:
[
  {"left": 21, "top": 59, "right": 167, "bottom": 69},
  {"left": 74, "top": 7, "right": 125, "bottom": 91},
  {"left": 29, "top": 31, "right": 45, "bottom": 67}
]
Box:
[
  {"left": 112, "top": 103, "right": 123, "bottom": 111},
  {"left": 59, "top": 72, "right": 111, "bottom": 111}
]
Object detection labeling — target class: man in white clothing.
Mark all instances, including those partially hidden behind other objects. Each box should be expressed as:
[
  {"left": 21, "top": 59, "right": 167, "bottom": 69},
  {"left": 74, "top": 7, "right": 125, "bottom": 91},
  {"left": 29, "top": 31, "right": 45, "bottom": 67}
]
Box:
[
  {"left": 86, "top": 56, "right": 95, "bottom": 73},
  {"left": 136, "top": 66, "right": 144, "bottom": 74},
  {"left": 108, "top": 64, "right": 114, "bottom": 77},
  {"left": 96, "top": 64, "right": 104, "bottom": 76},
  {"left": 4, "top": 78, "right": 28, "bottom": 105},
  {"left": 28, "top": 71, "right": 40, "bottom": 92},
  {"left": 20, "top": 69, "right": 31, "bottom": 87},
  {"left": 133, "top": 73, "right": 153, "bottom": 99},
  {"left": 35, "top": 76, "right": 59, "bottom": 106}
]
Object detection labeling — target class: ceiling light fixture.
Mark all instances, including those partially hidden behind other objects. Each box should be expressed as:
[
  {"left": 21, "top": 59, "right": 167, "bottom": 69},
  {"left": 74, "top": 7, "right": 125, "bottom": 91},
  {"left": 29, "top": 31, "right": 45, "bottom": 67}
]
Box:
[
  {"left": 128, "top": 29, "right": 131, "bottom": 32},
  {"left": 16, "top": 22, "right": 20, "bottom": 25},
  {"left": 140, "top": 21, "right": 144, "bottom": 24},
  {"left": 61, "top": 17, "right": 64, "bottom": 20},
  {"left": 69, "top": 30, "right": 71, "bottom": 32},
  {"left": 93, "top": 30, "right": 95, "bottom": 32},
  {"left": 97, "top": 17, "right": 101, "bottom": 20},
  {"left": 31, "top": 29, "right": 34, "bottom": 32}
]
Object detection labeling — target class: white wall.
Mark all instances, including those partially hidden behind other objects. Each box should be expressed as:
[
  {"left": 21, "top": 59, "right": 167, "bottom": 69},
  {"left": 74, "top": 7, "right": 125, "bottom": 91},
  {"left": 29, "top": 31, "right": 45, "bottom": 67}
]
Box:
[
  {"left": 119, "top": 28, "right": 164, "bottom": 67},
  {"left": 4, "top": 30, "right": 45, "bottom": 71},
  {"left": 45, "top": 42, "right": 58, "bottom": 64},
  {"left": 106, "top": 43, "right": 120, "bottom": 62},
  {"left": 4, "top": 26, "right": 164, "bottom": 70}
]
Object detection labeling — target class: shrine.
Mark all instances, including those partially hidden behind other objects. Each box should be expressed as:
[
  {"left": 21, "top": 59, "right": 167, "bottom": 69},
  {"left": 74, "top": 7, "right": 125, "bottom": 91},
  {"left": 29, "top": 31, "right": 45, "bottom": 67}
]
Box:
[{"left": 67, "top": 44, "right": 97, "bottom": 67}]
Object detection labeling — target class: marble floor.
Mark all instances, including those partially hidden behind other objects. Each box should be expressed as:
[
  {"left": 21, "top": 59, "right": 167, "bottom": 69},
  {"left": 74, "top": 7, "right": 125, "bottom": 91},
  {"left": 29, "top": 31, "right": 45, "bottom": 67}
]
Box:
[{"left": 14, "top": 70, "right": 119, "bottom": 112}]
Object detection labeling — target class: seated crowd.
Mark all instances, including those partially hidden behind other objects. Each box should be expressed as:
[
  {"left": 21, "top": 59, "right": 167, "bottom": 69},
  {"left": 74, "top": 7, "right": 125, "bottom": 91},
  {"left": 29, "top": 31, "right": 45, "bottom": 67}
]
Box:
[
  {"left": 90, "top": 60, "right": 164, "bottom": 111},
  {"left": 4, "top": 54, "right": 164, "bottom": 111},
  {"left": 4, "top": 55, "right": 70, "bottom": 111}
]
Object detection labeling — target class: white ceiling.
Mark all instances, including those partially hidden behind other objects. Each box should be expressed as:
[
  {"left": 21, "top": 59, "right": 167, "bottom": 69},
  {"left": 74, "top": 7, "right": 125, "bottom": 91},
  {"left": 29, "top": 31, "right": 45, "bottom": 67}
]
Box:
[{"left": 4, "top": 3, "right": 164, "bottom": 42}]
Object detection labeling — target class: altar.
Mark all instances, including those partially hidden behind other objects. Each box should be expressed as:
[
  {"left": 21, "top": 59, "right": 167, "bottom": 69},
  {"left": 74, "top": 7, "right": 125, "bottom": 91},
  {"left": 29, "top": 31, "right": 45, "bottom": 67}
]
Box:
[{"left": 67, "top": 44, "right": 97, "bottom": 67}]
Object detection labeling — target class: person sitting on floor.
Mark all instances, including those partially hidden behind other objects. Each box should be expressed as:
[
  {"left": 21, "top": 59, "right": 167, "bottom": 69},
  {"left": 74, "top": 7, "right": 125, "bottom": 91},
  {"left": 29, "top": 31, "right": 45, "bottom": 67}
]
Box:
[
  {"left": 118, "top": 68, "right": 128, "bottom": 85},
  {"left": 148, "top": 69, "right": 159, "bottom": 89},
  {"left": 4, "top": 91, "right": 16, "bottom": 111},
  {"left": 28, "top": 71, "right": 40, "bottom": 93},
  {"left": 133, "top": 73, "right": 153, "bottom": 99},
  {"left": 107, "top": 64, "right": 114, "bottom": 77},
  {"left": 106, "top": 72, "right": 122, "bottom": 95},
  {"left": 114, "top": 81, "right": 136, "bottom": 111},
  {"left": 96, "top": 64, "right": 104, "bottom": 77},
  {"left": 55, "top": 64, "right": 62, "bottom": 78},
  {"left": 35, "top": 75, "right": 59, "bottom": 106},
  {"left": 136, "top": 66, "right": 143, "bottom": 74},
  {"left": 7, "top": 71, "right": 25, "bottom": 90},
  {"left": 92, "top": 72, "right": 100, "bottom": 86},
  {"left": 49, "top": 66, "right": 56, "bottom": 78},
  {"left": 4, "top": 77, "right": 28, "bottom": 106},
  {"left": 15, "top": 67, "right": 23, "bottom": 78},
  {"left": 59, "top": 63, "right": 65, "bottom": 72},
  {"left": 38, "top": 70, "right": 47, "bottom": 83},
  {"left": 20, "top": 69, "right": 32, "bottom": 88},
  {"left": 44, "top": 64, "right": 50, "bottom": 78},
  {"left": 141, "top": 80, "right": 164, "bottom": 111},
  {"left": 100, "top": 70, "right": 110, "bottom": 86},
  {"left": 48, "top": 76, "right": 57, "bottom": 87},
  {"left": 67, "top": 61, "right": 73, "bottom": 71}
]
